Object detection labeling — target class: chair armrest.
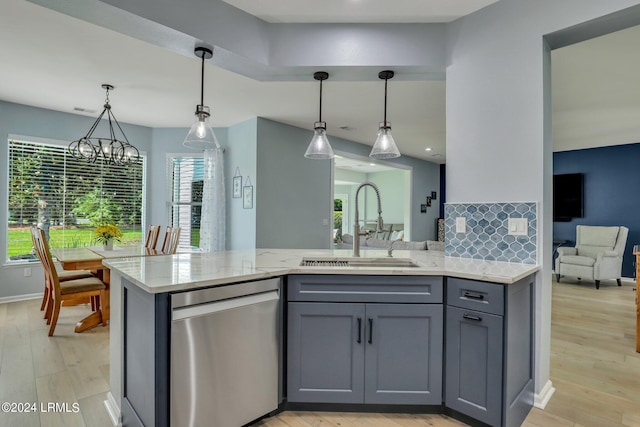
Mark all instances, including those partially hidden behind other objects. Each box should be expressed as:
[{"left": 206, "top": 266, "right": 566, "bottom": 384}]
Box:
[
  {"left": 557, "top": 247, "right": 576, "bottom": 257},
  {"left": 596, "top": 250, "right": 620, "bottom": 262}
]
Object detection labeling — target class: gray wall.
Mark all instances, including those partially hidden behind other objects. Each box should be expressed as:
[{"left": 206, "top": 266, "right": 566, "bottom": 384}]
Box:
[
  {"left": 226, "top": 118, "right": 258, "bottom": 249},
  {"left": 444, "top": 0, "right": 640, "bottom": 400},
  {"left": 0, "top": 100, "right": 152, "bottom": 299},
  {"left": 366, "top": 170, "right": 408, "bottom": 225},
  {"left": 255, "top": 118, "right": 333, "bottom": 249}
]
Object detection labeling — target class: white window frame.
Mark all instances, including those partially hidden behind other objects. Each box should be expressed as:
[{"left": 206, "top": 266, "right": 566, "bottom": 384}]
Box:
[{"left": 5, "top": 134, "right": 147, "bottom": 265}]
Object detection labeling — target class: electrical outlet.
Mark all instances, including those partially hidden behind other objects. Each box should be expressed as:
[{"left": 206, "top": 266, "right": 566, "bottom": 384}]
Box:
[
  {"left": 24, "top": 267, "right": 32, "bottom": 277},
  {"left": 322, "top": 219, "right": 329, "bottom": 226},
  {"left": 455, "top": 217, "right": 466, "bottom": 233},
  {"left": 508, "top": 218, "right": 528, "bottom": 236}
]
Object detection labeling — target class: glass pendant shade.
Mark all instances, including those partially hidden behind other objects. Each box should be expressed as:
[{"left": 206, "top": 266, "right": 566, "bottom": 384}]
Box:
[
  {"left": 370, "top": 70, "right": 401, "bottom": 159},
  {"left": 305, "top": 122, "right": 334, "bottom": 159},
  {"left": 304, "top": 71, "right": 334, "bottom": 159},
  {"left": 183, "top": 105, "right": 220, "bottom": 150},
  {"left": 370, "top": 122, "right": 400, "bottom": 159}
]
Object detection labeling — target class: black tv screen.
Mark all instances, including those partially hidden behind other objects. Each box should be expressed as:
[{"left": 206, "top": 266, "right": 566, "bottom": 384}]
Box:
[{"left": 553, "top": 173, "right": 584, "bottom": 221}]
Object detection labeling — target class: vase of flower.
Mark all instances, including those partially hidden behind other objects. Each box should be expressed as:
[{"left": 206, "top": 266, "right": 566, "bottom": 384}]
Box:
[{"left": 94, "top": 224, "right": 122, "bottom": 250}]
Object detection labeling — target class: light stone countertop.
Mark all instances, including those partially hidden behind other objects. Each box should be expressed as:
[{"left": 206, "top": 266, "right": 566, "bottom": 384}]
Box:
[{"left": 102, "top": 248, "right": 540, "bottom": 294}]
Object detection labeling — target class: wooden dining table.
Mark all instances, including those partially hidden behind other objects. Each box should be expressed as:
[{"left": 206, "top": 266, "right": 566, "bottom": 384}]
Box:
[{"left": 52, "top": 245, "right": 162, "bottom": 333}]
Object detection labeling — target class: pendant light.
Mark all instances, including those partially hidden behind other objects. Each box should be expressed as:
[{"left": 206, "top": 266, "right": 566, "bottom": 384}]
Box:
[
  {"left": 370, "top": 70, "right": 401, "bottom": 159},
  {"left": 304, "top": 71, "right": 334, "bottom": 159},
  {"left": 184, "top": 46, "right": 220, "bottom": 150},
  {"left": 68, "top": 84, "right": 140, "bottom": 166}
]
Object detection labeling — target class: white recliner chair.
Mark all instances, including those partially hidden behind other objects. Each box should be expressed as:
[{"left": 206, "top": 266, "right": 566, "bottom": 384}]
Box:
[{"left": 555, "top": 225, "right": 628, "bottom": 289}]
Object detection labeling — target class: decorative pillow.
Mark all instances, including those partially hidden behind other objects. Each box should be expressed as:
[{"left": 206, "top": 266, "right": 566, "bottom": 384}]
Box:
[
  {"left": 390, "top": 230, "right": 404, "bottom": 241},
  {"left": 427, "top": 240, "right": 445, "bottom": 251},
  {"left": 392, "top": 241, "right": 427, "bottom": 250},
  {"left": 366, "top": 238, "right": 392, "bottom": 248}
]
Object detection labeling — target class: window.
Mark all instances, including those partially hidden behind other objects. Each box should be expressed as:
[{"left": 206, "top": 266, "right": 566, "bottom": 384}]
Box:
[
  {"left": 7, "top": 138, "right": 144, "bottom": 262},
  {"left": 168, "top": 155, "right": 204, "bottom": 248}
]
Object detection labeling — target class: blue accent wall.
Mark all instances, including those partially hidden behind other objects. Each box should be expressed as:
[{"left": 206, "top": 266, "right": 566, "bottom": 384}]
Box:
[{"left": 554, "top": 143, "right": 640, "bottom": 278}]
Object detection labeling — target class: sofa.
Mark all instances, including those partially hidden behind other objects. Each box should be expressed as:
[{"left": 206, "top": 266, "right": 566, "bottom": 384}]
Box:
[
  {"left": 336, "top": 233, "right": 445, "bottom": 252},
  {"left": 361, "top": 223, "right": 405, "bottom": 241}
]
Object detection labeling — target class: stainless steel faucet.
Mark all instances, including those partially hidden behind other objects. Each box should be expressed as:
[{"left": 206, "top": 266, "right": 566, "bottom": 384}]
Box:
[{"left": 353, "top": 182, "right": 383, "bottom": 257}]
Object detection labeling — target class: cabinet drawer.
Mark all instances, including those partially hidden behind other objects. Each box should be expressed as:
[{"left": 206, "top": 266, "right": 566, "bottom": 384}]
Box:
[
  {"left": 446, "top": 277, "right": 504, "bottom": 315},
  {"left": 288, "top": 275, "right": 443, "bottom": 303}
]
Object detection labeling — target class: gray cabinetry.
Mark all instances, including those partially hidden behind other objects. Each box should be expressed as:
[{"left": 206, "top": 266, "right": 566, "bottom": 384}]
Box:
[
  {"left": 364, "top": 303, "right": 443, "bottom": 405},
  {"left": 445, "top": 275, "right": 534, "bottom": 427},
  {"left": 287, "top": 302, "right": 365, "bottom": 403},
  {"left": 287, "top": 275, "right": 443, "bottom": 406}
]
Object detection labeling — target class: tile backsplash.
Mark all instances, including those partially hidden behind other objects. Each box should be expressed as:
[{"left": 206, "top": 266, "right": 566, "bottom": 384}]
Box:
[{"left": 444, "top": 202, "right": 537, "bottom": 264}]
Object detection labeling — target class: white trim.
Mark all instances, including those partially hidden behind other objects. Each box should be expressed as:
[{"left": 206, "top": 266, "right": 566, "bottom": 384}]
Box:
[
  {"left": 534, "top": 379, "right": 555, "bottom": 409},
  {"left": 0, "top": 293, "right": 42, "bottom": 304},
  {"left": 104, "top": 392, "right": 121, "bottom": 427}
]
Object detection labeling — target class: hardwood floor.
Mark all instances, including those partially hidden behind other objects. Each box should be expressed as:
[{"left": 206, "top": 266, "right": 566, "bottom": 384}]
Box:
[
  {"left": 0, "top": 276, "right": 638, "bottom": 427},
  {"left": 0, "top": 299, "right": 111, "bottom": 427}
]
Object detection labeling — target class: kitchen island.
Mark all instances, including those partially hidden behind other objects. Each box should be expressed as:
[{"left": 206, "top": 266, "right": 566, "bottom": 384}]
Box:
[{"left": 103, "top": 248, "right": 539, "bottom": 427}]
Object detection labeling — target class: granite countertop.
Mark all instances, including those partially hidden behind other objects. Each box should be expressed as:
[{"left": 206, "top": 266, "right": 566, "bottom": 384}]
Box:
[{"left": 102, "top": 248, "right": 540, "bottom": 294}]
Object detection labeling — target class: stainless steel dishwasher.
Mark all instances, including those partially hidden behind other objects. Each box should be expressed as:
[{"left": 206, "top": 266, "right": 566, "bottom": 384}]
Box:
[{"left": 170, "top": 278, "right": 280, "bottom": 427}]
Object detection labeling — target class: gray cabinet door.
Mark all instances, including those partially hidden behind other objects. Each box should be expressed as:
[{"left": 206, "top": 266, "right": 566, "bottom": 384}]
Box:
[
  {"left": 364, "top": 304, "right": 443, "bottom": 405},
  {"left": 445, "top": 306, "right": 503, "bottom": 427},
  {"left": 287, "top": 302, "right": 366, "bottom": 403}
]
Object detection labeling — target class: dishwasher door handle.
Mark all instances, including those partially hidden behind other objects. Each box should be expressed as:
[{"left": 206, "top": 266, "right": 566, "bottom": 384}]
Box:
[{"left": 172, "top": 290, "right": 279, "bottom": 321}]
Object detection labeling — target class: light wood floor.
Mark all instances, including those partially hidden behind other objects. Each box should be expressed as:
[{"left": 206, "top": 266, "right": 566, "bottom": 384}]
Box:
[
  {"left": 0, "top": 300, "right": 111, "bottom": 427},
  {"left": 0, "top": 276, "right": 638, "bottom": 427}
]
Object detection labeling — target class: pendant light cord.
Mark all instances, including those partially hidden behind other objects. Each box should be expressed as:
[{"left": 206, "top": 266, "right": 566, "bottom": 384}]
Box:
[
  {"left": 318, "top": 77, "right": 323, "bottom": 122},
  {"left": 383, "top": 77, "right": 388, "bottom": 126},
  {"left": 200, "top": 52, "right": 205, "bottom": 108}
]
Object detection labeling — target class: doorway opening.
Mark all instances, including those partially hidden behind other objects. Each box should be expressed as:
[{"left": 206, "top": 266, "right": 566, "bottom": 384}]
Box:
[{"left": 332, "top": 152, "right": 412, "bottom": 245}]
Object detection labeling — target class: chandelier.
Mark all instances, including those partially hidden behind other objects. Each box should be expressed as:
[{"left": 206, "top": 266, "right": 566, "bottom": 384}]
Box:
[{"left": 68, "top": 84, "right": 140, "bottom": 166}]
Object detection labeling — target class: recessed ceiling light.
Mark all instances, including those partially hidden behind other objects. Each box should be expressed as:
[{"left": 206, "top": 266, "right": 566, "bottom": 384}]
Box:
[
  {"left": 425, "top": 147, "right": 432, "bottom": 151},
  {"left": 369, "top": 163, "right": 376, "bottom": 166},
  {"left": 432, "top": 153, "right": 442, "bottom": 157}
]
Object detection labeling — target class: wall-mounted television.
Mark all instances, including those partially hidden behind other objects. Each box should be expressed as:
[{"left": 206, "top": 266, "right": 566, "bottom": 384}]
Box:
[{"left": 553, "top": 173, "right": 584, "bottom": 221}]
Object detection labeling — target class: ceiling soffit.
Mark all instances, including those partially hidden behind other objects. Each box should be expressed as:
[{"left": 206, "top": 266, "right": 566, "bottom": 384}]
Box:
[{"left": 27, "top": 0, "right": 448, "bottom": 83}]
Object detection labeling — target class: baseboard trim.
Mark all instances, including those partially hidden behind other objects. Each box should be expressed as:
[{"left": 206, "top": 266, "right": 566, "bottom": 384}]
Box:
[
  {"left": 104, "top": 392, "right": 121, "bottom": 427},
  {"left": 534, "top": 380, "right": 555, "bottom": 409},
  {"left": 0, "top": 293, "right": 42, "bottom": 304}
]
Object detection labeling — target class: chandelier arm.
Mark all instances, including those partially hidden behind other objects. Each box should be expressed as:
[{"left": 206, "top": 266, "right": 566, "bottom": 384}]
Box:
[
  {"left": 83, "top": 108, "right": 108, "bottom": 140},
  {"left": 107, "top": 111, "right": 116, "bottom": 143},
  {"left": 108, "top": 110, "right": 131, "bottom": 145}
]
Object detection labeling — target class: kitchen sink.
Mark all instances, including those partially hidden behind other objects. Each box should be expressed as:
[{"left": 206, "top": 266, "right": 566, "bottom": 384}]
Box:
[{"left": 300, "top": 257, "right": 419, "bottom": 268}]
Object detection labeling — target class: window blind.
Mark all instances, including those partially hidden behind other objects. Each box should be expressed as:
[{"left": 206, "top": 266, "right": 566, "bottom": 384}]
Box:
[
  {"left": 7, "top": 139, "right": 144, "bottom": 261},
  {"left": 169, "top": 156, "right": 204, "bottom": 248}
]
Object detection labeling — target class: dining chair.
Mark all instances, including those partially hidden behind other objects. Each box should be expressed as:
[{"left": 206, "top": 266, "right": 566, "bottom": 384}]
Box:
[
  {"left": 31, "top": 227, "right": 107, "bottom": 336},
  {"left": 145, "top": 225, "right": 161, "bottom": 249},
  {"left": 161, "top": 226, "right": 181, "bottom": 254},
  {"left": 30, "top": 227, "right": 94, "bottom": 316}
]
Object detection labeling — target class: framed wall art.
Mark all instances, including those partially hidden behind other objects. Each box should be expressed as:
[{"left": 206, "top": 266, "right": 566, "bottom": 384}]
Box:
[
  {"left": 243, "top": 176, "right": 253, "bottom": 209},
  {"left": 233, "top": 167, "right": 242, "bottom": 198}
]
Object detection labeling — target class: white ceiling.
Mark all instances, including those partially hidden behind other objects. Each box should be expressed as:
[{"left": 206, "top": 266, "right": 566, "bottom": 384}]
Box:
[
  {"left": 1, "top": 0, "right": 639, "bottom": 165},
  {"left": 335, "top": 155, "right": 401, "bottom": 174},
  {"left": 221, "top": 0, "right": 500, "bottom": 23}
]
